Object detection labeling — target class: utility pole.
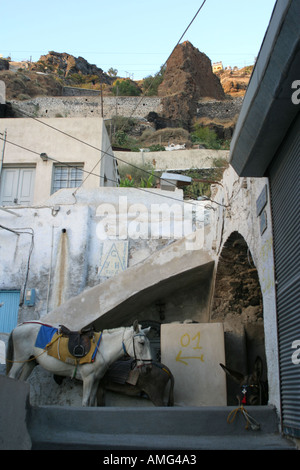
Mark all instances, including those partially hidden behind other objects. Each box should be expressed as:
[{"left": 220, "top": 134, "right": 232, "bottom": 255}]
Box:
[
  {"left": 100, "top": 83, "right": 104, "bottom": 118},
  {"left": 0, "top": 129, "right": 7, "bottom": 181},
  {"left": 114, "top": 85, "right": 119, "bottom": 137},
  {"left": 115, "top": 85, "right": 118, "bottom": 117}
]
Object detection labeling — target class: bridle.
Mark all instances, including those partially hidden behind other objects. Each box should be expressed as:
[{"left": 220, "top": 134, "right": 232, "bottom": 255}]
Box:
[
  {"left": 240, "top": 383, "right": 262, "bottom": 405},
  {"left": 122, "top": 331, "right": 152, "bottom": 367}
]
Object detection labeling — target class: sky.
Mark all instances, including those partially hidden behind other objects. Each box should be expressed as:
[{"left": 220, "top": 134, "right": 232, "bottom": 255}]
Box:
[{"left": 1, "top": 0, "right": 276, "bottom": 80}]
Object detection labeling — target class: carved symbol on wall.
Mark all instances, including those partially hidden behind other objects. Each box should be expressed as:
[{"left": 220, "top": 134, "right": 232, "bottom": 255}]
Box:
[{"left": 98, "top": 241, "right": 128, "bottom": 278}]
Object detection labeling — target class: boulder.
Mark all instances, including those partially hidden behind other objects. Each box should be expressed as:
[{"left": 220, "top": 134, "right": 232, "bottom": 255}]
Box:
[{"left": 158, "top": 41, "right": 225, "bottom": 129}]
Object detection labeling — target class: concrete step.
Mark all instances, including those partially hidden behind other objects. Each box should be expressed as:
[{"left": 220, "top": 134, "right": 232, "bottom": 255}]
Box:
[{"left": 28, "top": 405, "right": 296, "bottom": 450}]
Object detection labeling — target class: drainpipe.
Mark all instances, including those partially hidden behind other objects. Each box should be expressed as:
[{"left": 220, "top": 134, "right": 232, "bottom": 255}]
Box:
[{"left": 0, "top": 129, "right": 7, "bottom": 182}]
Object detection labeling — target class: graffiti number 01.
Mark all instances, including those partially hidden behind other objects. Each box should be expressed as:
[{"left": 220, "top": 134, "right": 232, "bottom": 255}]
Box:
[{"left": 180, "top": 332, "right": 202, "bottom": 350}]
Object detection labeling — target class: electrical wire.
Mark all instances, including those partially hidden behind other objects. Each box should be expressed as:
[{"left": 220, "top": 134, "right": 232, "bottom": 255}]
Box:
[
  {"left": 0, "top": 132, "right": 229, "bottom": 208},
  {"left": 0, "top": 134, "right": 196, "bottom": 206},
  {"left": 7, "top": 107, "right": 182, "bottom": 192},
  {"left": 77, "top": 1, "right": 208, "bottom": 187},
  {"left": 120, "top": 1, "right": 208, "bottom": 123},
  {"left": 0, "top": 131, "right": 229, "bottom": 208},
  {"left": 176, "top": 1, "right": 207, "bottom": 47},
  {"left": 1, "top": 2, "right": 229, "bottom": 207},
  {"left": 0, "top": 225, "right": 34, "bottom": 305},
  {"left": 90, "top": 1, "right": 208, "bottom": 175},
  {"left": 5, "top": 3, "right": 209, "bottom": 195}
]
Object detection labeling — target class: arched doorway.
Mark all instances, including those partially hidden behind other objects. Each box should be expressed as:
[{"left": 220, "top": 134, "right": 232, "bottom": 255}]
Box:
[{"left": 211, "top": 232, "right": 266, "bottom": 404}]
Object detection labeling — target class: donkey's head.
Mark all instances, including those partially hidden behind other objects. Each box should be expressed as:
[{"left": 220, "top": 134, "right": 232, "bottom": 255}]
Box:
[
  {"left": 126, "top": 320, "right": 152, "bottom": 368},
  {"left": 220, "top": 357, "right": 268, "bottom": 406}
]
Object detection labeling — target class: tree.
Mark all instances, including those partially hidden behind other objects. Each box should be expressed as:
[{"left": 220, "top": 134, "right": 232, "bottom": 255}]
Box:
[
  {"left": 107, "top": 67, "right": 118, "bottom": 77},
  {"left": 142, "top": 65, "right": 166, "bottom": 96}
]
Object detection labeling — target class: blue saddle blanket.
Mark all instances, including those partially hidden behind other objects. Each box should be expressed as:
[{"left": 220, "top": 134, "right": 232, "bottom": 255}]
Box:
[{"left": 35, "top": 325, "right": 58, "bottom": 349}]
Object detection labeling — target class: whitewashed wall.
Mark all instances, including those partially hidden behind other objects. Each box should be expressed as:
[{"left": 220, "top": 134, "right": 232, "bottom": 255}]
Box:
[{"left": 205, "top": 165, "right": 280, "bottom": 409}]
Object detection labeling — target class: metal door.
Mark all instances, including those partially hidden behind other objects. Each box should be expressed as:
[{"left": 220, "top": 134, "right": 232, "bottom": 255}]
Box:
[
  {"left": 0, "top": 290, "right": 20, "bottom": 333},
  {"left": 268, "top": 114, "right": 300, "bottom": 438}
]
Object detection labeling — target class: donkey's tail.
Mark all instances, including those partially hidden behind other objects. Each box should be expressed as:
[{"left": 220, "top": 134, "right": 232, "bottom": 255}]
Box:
[{"left": 6, "top": 331, "right": 14, "bottom": 375}]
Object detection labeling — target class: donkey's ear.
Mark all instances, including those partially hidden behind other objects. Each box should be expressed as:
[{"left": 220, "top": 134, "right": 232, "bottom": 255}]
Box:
[
  {"left": 220, "top": 363, "right": 244, "bottom": 384},
  {"left": 253, "top": 356, "right": 263, "bottom": 380},
  {"left": 133, "top": 320, "right": 139, "bottom": 333},
  {"left": 142, "top": 326, "right": 151, "bottom": 336}
]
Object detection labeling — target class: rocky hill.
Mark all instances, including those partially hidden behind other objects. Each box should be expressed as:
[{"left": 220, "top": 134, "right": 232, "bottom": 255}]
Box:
[
  {"left": 159, "top": 41, "right": 225, "bottom": 100},
  {"left": 216, "top": 66, "right": 253, "bottom": 97},
  {"left": 0, "top": 51, "right": 114, "bottom": 101},
  {"left": 158, "top": 41, "right": 226, "bottom": 129},
  {"left": 32, "top": 51, "right": 113, "bottom": 85},
  {"left": 1, "top": 45, "right": 252, "bottom": 142},
  {"left": 1, "top": 45, "right": 251, "bottom": 102},
  {"left": 0, "top": 70, "right": 63, "bottom": 101}
]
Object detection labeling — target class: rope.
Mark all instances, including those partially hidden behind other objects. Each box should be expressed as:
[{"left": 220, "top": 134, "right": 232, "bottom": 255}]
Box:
[
  {"left": 6, "top": 333, "right": 63, "bottom": 364},
  {"left": 227, "top": 405, "right": 260, "bottom": 431},
  {"left": 6, "top": 349, "right": 46, "bottom": 364}
]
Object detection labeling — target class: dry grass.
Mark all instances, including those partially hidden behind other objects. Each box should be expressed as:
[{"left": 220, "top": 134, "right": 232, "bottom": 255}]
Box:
[{"left": 139, "top": 127, "right": 191, "bottom": 146}]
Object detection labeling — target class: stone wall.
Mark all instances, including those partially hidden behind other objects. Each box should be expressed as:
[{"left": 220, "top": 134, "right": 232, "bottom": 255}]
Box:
[
  {"left": 9, "top": 95, "right": 242, "bottom": 122},
  {"left": 196, "top": 97, "right": 243, "bottom": 122},
  {"left": 115, "top": 148, "right": 229, "bottom": 172},
  {"left": 10, "top": 96, "right": 163, "bottom": 119},
  {"left": 63, "top": 86, "right": 101, "bottom": 97}
]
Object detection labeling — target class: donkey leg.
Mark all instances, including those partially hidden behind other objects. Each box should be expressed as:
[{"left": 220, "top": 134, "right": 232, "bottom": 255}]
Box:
[
  {"left": 89, "top": 379, "right": 100, "bottom": 407},
  {"left": 82, "top": 374, "right": 96, "bottom": 406},
  {"left": 8, "top": 357, "right": 36, "bottom": 380},
  {"left": 18, "top": 360, "right": 37, "bottom": 380},
  {"left": 7, "top": 360, "right": 25, "bottom": 379},
  {"left": 150, "top": 395, "right": 165, "bottom": 406},
  {"left": 96, "top": 383, "right": 106, "bottom": 406}
]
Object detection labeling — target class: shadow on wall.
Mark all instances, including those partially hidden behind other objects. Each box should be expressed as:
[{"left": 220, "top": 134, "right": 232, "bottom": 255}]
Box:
[{"left": 211, "top": 231, "right": 266, "bottom": 405}]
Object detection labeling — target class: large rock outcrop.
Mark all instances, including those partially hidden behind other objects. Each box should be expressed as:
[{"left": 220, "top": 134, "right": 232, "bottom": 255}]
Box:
[
  {"left": 158, "top": 41, "right": 225, "bottom": 129},
  {"left": 32, "top": 51, "right": 113, "bottom": 84},
  {"left": 0, "top": 58, "right": 9, "bottom": 71},
  {"left": 0, "top": 70, "right": 63, "bottom": 100}
]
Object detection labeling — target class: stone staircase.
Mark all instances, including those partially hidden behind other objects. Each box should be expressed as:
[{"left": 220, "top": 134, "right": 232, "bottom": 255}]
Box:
[
  {"left": 28, "top": 405, "right": 295, "bottom": 450},
  {"left": 0, "top": 376, "right": 295, "bottom": 450}
]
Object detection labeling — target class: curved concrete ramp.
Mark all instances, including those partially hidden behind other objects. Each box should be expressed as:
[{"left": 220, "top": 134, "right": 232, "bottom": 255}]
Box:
[{"left": 43, "top": 236, "right": 214, "bottom": 330}]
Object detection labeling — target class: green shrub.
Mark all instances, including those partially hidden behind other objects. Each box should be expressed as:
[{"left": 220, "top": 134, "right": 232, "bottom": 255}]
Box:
[
  {"left": 112, "top": 79, "right": 141, "bottom": 96},
  {"left": 142, "top": 65, "right": 166, "bottom": 96},
  {"left": 148, "top": 144, "right": 165, "bottom": 152},
  {"left": 191, "top": 125, "right": 221, "bottom": 149},
  {"left": 119, "top": 163, "right": 158, "bottom": 188}
]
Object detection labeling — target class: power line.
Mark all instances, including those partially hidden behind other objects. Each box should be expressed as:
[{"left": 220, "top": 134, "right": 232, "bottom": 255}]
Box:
[
  {"left": 124, "top": 1, "right": 208, "bottom": 121},
  {"left": 13, "top": 107, "right": 181, "bottom": 191},
  {"left": 6, "top": 2, "right": 209, "bottom": 187},
  {"left": 1, "top": 1, "right": 230, "bottom": 207},
  {"left": 0, "top": 132, "right": 228, "bottom": 208},
  {"left": 0, "top": 133, "right": 192, "bottom": 205},
  {"left": 176, "top": 1, "right": 207, "bottom": 47},
  {"left": 77, "top": 0, "right": 208, "bottom": 191},
  {"left": 8, "top": 105, "right": 218, "bottom": 201}
]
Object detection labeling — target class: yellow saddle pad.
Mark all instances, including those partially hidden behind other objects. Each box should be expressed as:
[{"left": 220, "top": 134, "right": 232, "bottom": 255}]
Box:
[{"left": 46, "top": 332, "right": 102, "bottom": 365}]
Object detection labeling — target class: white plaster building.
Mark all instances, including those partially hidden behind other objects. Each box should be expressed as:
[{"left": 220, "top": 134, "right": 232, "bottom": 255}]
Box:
[{"left": 0, "top": 117, "right": 119, "bottom": 207}]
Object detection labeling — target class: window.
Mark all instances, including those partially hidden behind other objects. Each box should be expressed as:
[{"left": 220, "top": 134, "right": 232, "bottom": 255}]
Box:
[{"left": 52, "top": 164, "right": 83, "bottom": 194}]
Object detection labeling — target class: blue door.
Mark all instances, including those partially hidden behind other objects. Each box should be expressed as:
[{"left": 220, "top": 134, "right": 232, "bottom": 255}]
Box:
[{"left": 0, "top": 290, "right": 20, "bottom": 333}]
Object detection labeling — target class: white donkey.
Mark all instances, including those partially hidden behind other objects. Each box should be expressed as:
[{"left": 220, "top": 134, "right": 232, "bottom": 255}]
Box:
[{"left": 6, "top": 320, "right": 152, "bottom": 406}]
